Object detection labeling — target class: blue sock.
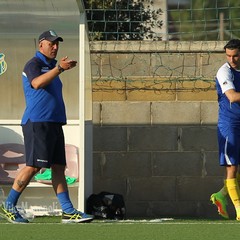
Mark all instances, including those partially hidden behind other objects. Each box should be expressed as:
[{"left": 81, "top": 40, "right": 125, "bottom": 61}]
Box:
[
  {"left": 5, "top": 189, "right": 21, "bottom": 209},
  {"left": 57, "top": 191, "right": 75, "bottom": 213}
]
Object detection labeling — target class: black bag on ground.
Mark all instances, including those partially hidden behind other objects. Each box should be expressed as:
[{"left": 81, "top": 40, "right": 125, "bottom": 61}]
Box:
[{"left": 87, "top": 191, "right": 126, "bottom": 220}]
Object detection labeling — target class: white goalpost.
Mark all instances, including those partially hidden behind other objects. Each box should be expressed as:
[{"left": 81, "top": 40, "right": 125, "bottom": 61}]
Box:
[{"left": 78, "top": 1, "right": 93, "bottom": 211}]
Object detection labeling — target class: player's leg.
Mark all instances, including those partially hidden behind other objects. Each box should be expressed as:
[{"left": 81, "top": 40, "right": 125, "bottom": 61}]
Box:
[
  {"left": 210, "top": 126, "right": 229, "bottom": 218},
  {"left": 0, "top": 166, "right": 39, "bottom": 223},
  {"left": 211, "top": 167, "right": 240, "bottom": 219},
  {"left": 221, "top": 127, "right": 240, "bottom": 220},
  {"left": 51, "top": 124, "right": 93, "bottom": 223},
  {"left": 225, "top": 165, "right": 240, "bottom": 220},
  {"left": 51, "top": 163, "right": 74, "bottom": 212}
]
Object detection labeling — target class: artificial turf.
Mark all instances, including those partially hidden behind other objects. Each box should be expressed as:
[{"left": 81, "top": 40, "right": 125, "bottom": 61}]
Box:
[{"left": 1, "top": 217, "right": 240, "bottom": 240}]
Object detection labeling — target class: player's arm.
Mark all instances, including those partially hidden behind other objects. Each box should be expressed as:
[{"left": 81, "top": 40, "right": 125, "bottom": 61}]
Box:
[
  {"left": 225, "top": 89, "right": 240, "bottom": 103},
  {"left": 31, "top": 66, "right": 60, "bottom": 89},
  {"left": 31, "top": 57, "right": 77, "bottom": 89}
]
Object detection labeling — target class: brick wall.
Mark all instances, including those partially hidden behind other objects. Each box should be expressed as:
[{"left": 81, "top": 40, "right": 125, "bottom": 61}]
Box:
[{"left": 91, "top": 41, "right": 235, "bottom": 218}]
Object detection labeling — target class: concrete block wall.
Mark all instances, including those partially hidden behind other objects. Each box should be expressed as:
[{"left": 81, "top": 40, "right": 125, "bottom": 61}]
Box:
[
  {"left": 92, "top": 101, "right": 232, "bottom": 218},
  {"left": 90, "top": 41, "right": 234, "bottom": 218}
]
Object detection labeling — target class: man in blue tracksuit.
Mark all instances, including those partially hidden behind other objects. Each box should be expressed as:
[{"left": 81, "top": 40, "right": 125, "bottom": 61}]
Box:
[{"left": 0, "top": 30, "right": 93, "bottom": 223}]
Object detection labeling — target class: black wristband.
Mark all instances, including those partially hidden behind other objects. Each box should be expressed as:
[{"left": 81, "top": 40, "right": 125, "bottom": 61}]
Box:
[{"left": 58, "top": 64, "right": 64, "bottom": 73}]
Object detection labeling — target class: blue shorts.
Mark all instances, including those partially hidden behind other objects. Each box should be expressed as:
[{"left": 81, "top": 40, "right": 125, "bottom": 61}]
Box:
[
  {"left": 22, "top": 120, "right": 66, "bottom": 168},
  {"left": 218, "top": 124, "right": 240, "bottom": 166}
]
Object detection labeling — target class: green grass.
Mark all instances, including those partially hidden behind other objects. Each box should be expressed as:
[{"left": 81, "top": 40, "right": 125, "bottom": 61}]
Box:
[{"left": 1, "top": 217, "right": 240, "bottom": 240}]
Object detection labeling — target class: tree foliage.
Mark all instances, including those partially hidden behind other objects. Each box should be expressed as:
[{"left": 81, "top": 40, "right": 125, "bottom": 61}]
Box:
[{"left": 83, "top": 0, "right": 163, "bottom": 40}]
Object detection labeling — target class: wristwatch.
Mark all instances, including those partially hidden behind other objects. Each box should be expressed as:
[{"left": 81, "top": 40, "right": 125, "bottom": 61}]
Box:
[{"left": 58, "top": 64, "right": 65, "bottom": 73}]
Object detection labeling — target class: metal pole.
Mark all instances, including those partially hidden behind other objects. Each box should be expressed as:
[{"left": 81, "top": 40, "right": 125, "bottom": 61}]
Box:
[
  {"left": 161, "top": 0, "right": 168, "bottom": 41},
  {"left": 219, "top": 12, "right": 224, "bottom": 41}
]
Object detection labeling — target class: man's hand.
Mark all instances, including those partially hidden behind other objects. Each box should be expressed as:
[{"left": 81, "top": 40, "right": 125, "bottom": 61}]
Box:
[{"left": 59, "top": 56, "right": 77, "bottom": 71}]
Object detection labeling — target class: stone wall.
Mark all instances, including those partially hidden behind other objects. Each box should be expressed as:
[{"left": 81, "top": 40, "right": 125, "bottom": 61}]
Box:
[{"left": 90, "top": 41, "right": 235, "bottom": 218}]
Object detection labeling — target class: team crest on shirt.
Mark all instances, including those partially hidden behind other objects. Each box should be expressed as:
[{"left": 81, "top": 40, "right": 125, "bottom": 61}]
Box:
[{"left": 0, "top": 53, "right": 7, "bottom": 76}]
